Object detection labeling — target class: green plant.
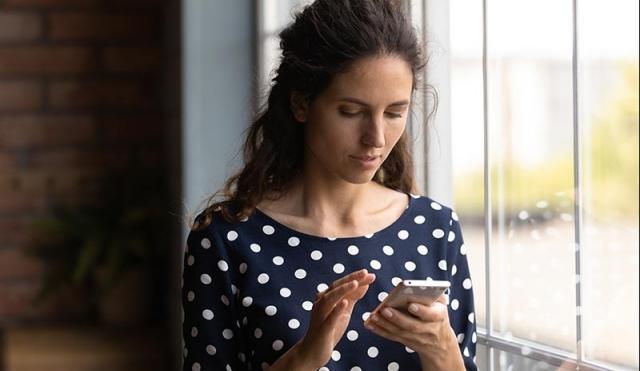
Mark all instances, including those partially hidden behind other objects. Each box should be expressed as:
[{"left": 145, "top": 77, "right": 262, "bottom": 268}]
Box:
[{"left": 26, "top": 171, "right": 167, "bottom": 315}]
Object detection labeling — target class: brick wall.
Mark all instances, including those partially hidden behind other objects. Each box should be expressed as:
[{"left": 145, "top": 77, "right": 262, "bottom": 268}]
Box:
[{"left": 0, "top": 0, "right": 169, "bottom": 326}]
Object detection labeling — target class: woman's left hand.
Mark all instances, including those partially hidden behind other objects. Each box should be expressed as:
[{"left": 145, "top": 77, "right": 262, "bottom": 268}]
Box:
[{"left": 363, "top": 295, "right": 465, "bottom": 371}]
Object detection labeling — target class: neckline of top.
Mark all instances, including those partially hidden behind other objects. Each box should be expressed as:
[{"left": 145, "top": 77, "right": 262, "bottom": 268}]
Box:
[{"left": 252, "top": 192, "right": 418, "bottom": 242}]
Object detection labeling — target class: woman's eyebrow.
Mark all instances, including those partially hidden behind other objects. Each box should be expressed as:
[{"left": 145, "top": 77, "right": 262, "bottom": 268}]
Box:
[{"left": 338, "top": 97, "right": 409, "bottom": 107}]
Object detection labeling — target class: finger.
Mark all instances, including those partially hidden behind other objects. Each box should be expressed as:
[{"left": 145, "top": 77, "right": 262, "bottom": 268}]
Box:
[
  {"left": 436, "top": 293, "right": 448, "bottom": 306},
  {"left": 370, "top": 308, "right": 428, "bottom": 334},
  {"left": 365, "top": 319, "right": 404, "bottom": 344},
  {"left": 315, "top": 280, "right": 359, "bottom": 313},
  {"left": 330, "top": 269, "right": 374, "bottom": 290},
  {"left": 407, "top": 302, "right": 447, "bottom": 322},
  {"left": 325, "top": 298, "right": 350, "bottom": 328}
]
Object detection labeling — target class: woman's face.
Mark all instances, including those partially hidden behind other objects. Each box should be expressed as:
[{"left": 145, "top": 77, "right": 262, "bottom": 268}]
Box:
[{"left": 296, "top": 55, "right": 413, "bottom": 185}]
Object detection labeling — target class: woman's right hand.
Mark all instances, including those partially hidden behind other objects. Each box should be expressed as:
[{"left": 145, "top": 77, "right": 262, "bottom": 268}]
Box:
[{"left": 296, "top": 268, "right": 376, "bottom": 368}]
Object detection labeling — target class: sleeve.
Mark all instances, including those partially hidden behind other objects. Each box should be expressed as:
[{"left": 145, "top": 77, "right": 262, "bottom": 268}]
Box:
[
  {"left": 181, "top": 217, "right": 247, "bottom": 371},
  {"left": 445, "top": 209, "right": 478, "bottom": 371}
]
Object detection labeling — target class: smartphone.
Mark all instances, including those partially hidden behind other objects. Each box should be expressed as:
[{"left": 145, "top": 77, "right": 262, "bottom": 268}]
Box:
[{"left": 370, "top": 279, "right": 451, "bottom": 317}]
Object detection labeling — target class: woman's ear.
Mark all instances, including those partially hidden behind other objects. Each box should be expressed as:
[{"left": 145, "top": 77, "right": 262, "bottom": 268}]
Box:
[{"left": 290, "top": 92, "right": 308, "bottom": 122}]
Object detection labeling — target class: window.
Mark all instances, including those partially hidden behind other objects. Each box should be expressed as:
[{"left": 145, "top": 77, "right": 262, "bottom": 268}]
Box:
[{"left": 256, "top": 1, "right": 639, "bottom": 370}]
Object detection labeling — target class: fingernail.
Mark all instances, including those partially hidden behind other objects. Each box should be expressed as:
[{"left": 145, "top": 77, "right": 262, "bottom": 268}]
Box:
[
  {"left": 408, "top": 303, "right": 419, "bottom": 313},
  {"left": 382, "top": 308, "right": 393, "bottom": 318}
]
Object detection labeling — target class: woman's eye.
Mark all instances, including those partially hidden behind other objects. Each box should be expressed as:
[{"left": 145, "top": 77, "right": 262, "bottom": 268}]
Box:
[
  {"left": 339, "top": 111, "right": 361, "bottom": 118},
  {"left": 385, "top": 112, "right": 403, "bottom": 119}
]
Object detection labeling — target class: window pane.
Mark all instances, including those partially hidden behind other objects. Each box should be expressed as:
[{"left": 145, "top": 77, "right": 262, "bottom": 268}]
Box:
[
  {"left": 486, "top": 0, "right": 576, "bottom": 352},
  {"left": 450, "top": 0, "right": 486, "bottom": 330},
  {"left": 578, "top": 0, "right": 639, "bottom": 368},
  {"left": 492, "top": 349, "right": 575, "bottom": 371}
]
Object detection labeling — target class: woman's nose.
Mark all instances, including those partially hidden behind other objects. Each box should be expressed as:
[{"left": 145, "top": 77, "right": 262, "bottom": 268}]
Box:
[{"left": 361, "top": 113, "right": 385, "bottom": 148}]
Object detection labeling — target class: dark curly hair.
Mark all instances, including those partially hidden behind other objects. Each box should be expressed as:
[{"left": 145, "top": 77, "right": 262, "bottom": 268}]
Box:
[{"left": 194, "top": 0, "right": 435, "bottom": 229}]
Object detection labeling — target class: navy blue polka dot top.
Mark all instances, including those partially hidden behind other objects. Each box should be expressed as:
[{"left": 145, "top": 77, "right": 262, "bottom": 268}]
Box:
[{"left": 182, "top": 193, "right": 478, "bottom": 371}]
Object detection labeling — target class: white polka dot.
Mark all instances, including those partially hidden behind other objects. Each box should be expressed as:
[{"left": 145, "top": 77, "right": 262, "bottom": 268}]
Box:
[
  {"left": 463, "top": 347, "right": 470, "bottom": 357},
  {"left": 333, "top": 263, "right": 345, "bottom": 274},
  {"left": 272, "top": 340, "right": 284, "bottom": 351},
  {"left": 288, "top": 237, "right": 300, "bottom": 246},
  {"left": 317, "top": 283, "right": 329, "bottom": 292},
  {"left": 410, "top": 193, "right": 420, "bottom": 198},
  {"left": 222, "top": 329, "right": 233, "bottom": 339},
  {"left": 362, "top": 312, "right": 371, "bottom": 321},
  {"left": 348, "top": 245, "right": 359, "bottom": 255},
  {"left": 302, "top": 301, "right": 313, "bottom": 311},
  {"left": 364, "top": 233, "right": 374, "bottom": 238},
  {"left": 370, "top": 259, "right": 382, "bottom": 270},
  {"left": 463, "top": 278, "right": 472, "bottom": 289},
  {"left": 378, "top": 292, "right": 388, "bottom": 302},
  {"left": 187, "top": 255, "right": 195, "bottom": 266},
  {"left": 448, "top": 231, "right": 456, "bottom": 242},
  {"left": 347, "top": 330, "right": 359, "bottom": 341},
  {"left": 218, "top": 260, "right": 229, "bottom": 271},
  {"left": 350, "top": 368, "right": 362, "bottom": 371},
  {"left": 272, "top": 256, "right": 284, "bottom": 265},
  {"left": 202, "top": 309, "right": 214, "bottom": 320},
  {"left": 383, "top": 245, "right": 394, "bottom": 255},
  {"left": 280, "top": 288, "right": 291, "bottom": 297},
  {"left": 227, "top": 231, "right": 238, "bottom": 241},
  {"left": 250, "top": 243, "right": 261, "bottom": 253},
  {"left": 231, "top": 284, "right": 238, "bottom": 295},
  {"left": 388, "top": 362, "right": 400, "bottom": 371},
  {"left": 192, "top": 362, "right": 201, "bottom": 371},
  {"left": 254, "top": 328, "right": 262, "bottom": 338},
  {"left": 457, "top": 333, "right": 465, "bottom": 343},
  {"left": 414, "top": 215, "right": 426, "bottom": 224},
  {"left": 187, "top": 291, "right": 195, "bottom": 302},
  {"left": 460, "top": 244, "right": 468, "bottom": 255},
  {"left": 242, "top": 297, "right": 253, "bottom": 307},
  {"left": 238, "top": 353, "right": 246, "bottom": 362},
  {"left": 288, "top": 319, "right": 300, "bottom": 329},
  {"left": 206, "top": 345, "right": 216, "bottom": 355},
  {"left": 405, "top": 261, "right": 416, "bottom": 271},
  {"left": 391, "top": 277, "right": 402, "bottom": 286},
  {"left": 320, "top": 368, "right": 330, "bottom": 371},
  {"left": 397, "top": 230, "right": 409, "bottom": 240},
  {"left": 265, "top": 306, "right": 277, "bottom": 316},
  {"left": 417, "top": 244, "right": 428, "bottom": 255},
  {"left": 258, "top": 273, "right": 270, "bottom": 284},
  {"left": 226, "top": 365, "right": 231, "bottom": 371},
  {"left": 405, "top": 346, "right": 415, "bottom": 353},
  {"left": 200, "top": 274, "right": 212, "bottom": 285},
  {"left": 367, "top": 346, "right": 379, "bottom": 358},
  {"left": 452, "top": 211, "right": 459, "bottom": 221},
  {"left": 432, "top": 229, "right": 445, "bottom": 239},
  {"left": 438, "top": 260, "right": 447, "bottom": 271},
  {"left": 451, "top": 264, "right": 458, "bottom": 276},
  {"left": 220, "top": 295, "right": 230, "bottom": 306},
  {"left": 201, "top": 238, "right": 211, "bottom": 249},
  {"left": 451, "top": 299, "right": 460, "bottom": 310},
  {"left": 262, "top": 225, "right": 275, "bottom": 235},
  {"left": 468, "top": 312, "right": 475, "bottom": 323},
  {"left": 191, "top": 326, "right": 198, "bottom": 337},
  {"left": 431, "top": 201, "right": 442, "bottom": 210},
  {"left": 295, "top": 269, "right": 307, "bottom": 279},
  {"left": 332, "top": 350, "right": 341, "bottom": 361},
  {"left": 239, "top": 263, "right": 247, "bottom": 274},
  {"left": 310, "top": 250, "right": 323, "bottom": 260},
  {"left": 472, "top": 332, "right": 477, "bottom": 343}
]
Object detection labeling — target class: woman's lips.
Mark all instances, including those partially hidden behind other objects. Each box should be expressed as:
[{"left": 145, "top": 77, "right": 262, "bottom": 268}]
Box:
[{"left": 350, "top": 155, "right": 380, "bottom": 169}]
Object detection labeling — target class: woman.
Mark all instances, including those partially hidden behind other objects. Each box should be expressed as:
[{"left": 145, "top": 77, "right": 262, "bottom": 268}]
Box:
[{"left": 182, "top": 0, "right": 477, "bottom": 370}]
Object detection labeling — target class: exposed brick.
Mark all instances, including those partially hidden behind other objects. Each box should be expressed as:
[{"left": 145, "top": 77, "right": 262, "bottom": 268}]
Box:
[
  {"left": 0, "top": 114, "right": 95, "bottom": 149},
  {"left": 102, "top": 46, "right": 161, "bottom": 74},
  {"left": 0, "top": 280, "right": 88, "bottom": 322},
  {"left": 48, "top": 12, "right": 158, "bottom": 41},
  {"left": 48, "top": 80, "right": 156, "bottom": 110},
  {"left": 98, "top": 114, "right": 162, "bottom": 144},
  {"left": 3, "top": 0, "right": 100, "bottom": 8},
  {"left": 0, "top": 216, "right": 34, "bottom": 248},
  {"left": 0, "top": 248, "right": 44, "bottom": 279},
  {"left": 0, "top": 81, "right": 43, "bottom": 111},
  {"left": 0, "top": 12, "right": 43, "bottom": 42},
  {"left": 0, "top": 46, "right": 95, "bottom": 76}
]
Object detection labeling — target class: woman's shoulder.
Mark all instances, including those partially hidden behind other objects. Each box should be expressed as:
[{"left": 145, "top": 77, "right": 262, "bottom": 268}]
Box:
[{"left": 408, "top": 193, "right": 457, "bottom": 222}]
